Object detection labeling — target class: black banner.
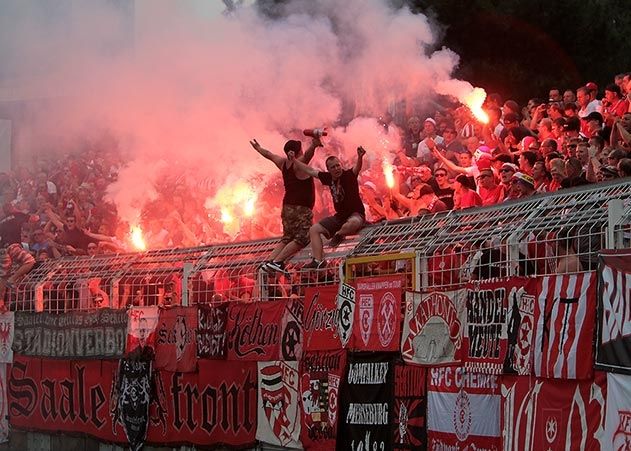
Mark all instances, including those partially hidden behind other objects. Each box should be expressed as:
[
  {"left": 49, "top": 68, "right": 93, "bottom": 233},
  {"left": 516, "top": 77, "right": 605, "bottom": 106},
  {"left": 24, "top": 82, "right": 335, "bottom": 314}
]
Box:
[
  {"left": 112, "top": 358, "right": 152, "bottom": 451},
  {"left": 394, "top": 363, "right": 427, "bottom": 450},
  {"left": 337, "top": 352, "right": 394, "bottom": 451},
  {"left": 13, "top": 309, "right": 127, "bottom": 359},
  {"left": 197, "top": 303, "right": 228, "bottom": 359}
]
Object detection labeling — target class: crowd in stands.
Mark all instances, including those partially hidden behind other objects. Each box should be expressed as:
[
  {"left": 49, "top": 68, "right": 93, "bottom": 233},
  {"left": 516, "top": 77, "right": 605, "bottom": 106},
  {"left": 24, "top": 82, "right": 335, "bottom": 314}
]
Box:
[
  {"left": 0, "top": 73, "right": 630, "bottom": 272},
  {"left": 359, "top": 74, "right": 631, "bottom": 223}
]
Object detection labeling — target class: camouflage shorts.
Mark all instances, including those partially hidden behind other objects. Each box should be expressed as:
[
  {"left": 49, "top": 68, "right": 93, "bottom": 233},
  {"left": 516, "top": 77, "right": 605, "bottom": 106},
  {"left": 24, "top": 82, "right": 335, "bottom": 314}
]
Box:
[{"left": 281, "top": 204, "right": 313, "bottom": 247}]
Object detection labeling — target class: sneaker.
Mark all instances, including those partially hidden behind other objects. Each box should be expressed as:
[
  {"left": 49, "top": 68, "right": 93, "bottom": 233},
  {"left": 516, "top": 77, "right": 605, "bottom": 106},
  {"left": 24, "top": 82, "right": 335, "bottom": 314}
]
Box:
[
  {"left": 303, "top": 259, "right": 326, "bottom": 270},
  {"left": 328, "top": 233, "right": 344, "bottom": 248},
  {"left": 264, "top": 261, "right": 287, "bottom": 273}
]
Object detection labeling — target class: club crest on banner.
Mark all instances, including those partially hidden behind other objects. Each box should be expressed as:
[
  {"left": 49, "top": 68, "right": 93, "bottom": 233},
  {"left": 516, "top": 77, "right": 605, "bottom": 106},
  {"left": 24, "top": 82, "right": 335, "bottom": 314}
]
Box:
[
  {"left": 359, "top": 294, "right": 374, "bottom": 346},
  {"left": 378, "top": 291, "right": 396, "bottom": 347},
  {"left": 257, "top": 361, "right": 301, "bottom": 448},
  {"left": 336, "top": 283, "right": 356, "bottom": 347},
  {"left": 503, "top": 286, "right": 535, "bottom": 375}
]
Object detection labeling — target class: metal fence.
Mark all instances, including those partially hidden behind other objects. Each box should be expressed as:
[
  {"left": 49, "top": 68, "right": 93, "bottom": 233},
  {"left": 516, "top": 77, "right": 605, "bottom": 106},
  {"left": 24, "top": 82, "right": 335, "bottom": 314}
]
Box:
[{"left": 7, "top": 179, "right": 631, "bottom": 312}]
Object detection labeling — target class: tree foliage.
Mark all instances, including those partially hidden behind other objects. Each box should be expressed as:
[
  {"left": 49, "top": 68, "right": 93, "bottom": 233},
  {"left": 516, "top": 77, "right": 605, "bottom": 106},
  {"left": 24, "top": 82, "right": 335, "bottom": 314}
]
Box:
[{"left": 411, "top": 0, "right": 631, "bottom": 102}]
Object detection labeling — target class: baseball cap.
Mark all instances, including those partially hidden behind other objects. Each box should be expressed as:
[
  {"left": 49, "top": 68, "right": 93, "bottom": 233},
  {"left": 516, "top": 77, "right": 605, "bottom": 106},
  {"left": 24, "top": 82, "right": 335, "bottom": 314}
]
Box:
[
  {"left": 363, "top": 181, "right": 378, "bottom": 191},
  {"left": 584, "top": 111, "right": 604, "bottom": 124},
  {"left": 501, "top": 163, "right": 519, "bottom": 172},
  {"left": 424, "top": 117, "right": 436, "bottom": 126},
  {"left": 512, "top": 171, "right": 535, "bottom": 188},
  {"left": 503, "top": 112, "right": 519, "bottom": 124}
]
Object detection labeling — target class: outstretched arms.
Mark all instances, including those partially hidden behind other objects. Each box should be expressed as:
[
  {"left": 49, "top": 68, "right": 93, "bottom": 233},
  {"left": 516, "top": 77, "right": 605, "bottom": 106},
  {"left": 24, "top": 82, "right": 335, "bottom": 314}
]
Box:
[{"left": 249, "top": 139, "right": 286, "bottom": 169}]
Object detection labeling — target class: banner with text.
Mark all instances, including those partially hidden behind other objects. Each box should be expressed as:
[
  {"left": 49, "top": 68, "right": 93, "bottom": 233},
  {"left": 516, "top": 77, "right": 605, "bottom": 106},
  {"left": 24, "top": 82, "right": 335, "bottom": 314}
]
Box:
[
  {"left": 427, "top": 366, "right": 501, "bottom": 450},
  {"left": 401, "top": 290, "right": 466, "bottom": 366},
  {"left": 303, "top": 285, "right": 341, "bottom": 351},
  {"left": 13, "top": 309, "right": 127, "bottom": 359},
  {"left": 197, "top": 303, "right": 228, "bottom": 359},
  {"left": 393, "top": 363, "right": 427, "bottom": 450},
  {"left": 337, "top": 352, "right": 395, "bottom": 451},
  {"left": 597, "top": 250, "right": 631, "bottom": 374},
  {"left": 299, "top": 350, "right": 346, "bottom": 450},
  {"left": 352, "top": 276, "right": 404, "bottom": 352},
  {"left": 501, "top": 374, "right": 606, "bottom": 451},
  {"left": 154, "top": 307, "right": 197, "bottom": 373},
  {"left": 8, "top": 355, "right": 258, "bottom": 448}
]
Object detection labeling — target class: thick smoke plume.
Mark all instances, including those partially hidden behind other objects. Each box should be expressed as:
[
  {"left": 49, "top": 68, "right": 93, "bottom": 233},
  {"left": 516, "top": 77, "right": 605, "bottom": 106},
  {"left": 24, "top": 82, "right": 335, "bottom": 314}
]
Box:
[{"left": 0, "top": 0, "right": 466, "bottom": 230}]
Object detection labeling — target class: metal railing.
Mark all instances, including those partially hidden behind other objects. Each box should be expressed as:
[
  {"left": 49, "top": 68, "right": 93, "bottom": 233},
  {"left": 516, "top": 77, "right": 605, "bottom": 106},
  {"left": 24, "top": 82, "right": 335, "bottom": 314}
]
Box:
[{"left": 6, "top": 179, "right": 631, "bottom": 311}]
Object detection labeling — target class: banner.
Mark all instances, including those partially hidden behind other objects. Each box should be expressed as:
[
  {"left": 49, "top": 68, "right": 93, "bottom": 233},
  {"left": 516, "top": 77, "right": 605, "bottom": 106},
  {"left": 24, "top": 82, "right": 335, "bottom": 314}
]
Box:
[
  {"left": 0, "top": 312, "right": 13, "bottom": 363},
  {"left": 337, "top": 282, "right": 356, "bottom": 348},
  {"left": 534, "top": 272, "right": 597, "bottom": 379},
  {"left": 604, "top": 373, "right": 631, "bottom": 450},
  {"left": 299, "top": 350, "right": 346, "bottom": 450},
  {"left": 112, "top": 358, "right": 152, "bottom": 451},
  {"left": 427, "top": 366, "right": 501, "bottom": 450},
  {"left": 352, "top": 276, "right": 404, "bottom": 352},
  {"left": 303, "top": 285, "right": 341, "bottom": 351},
  {"left": 337, "top": 352, "right": 394, "bottom": 451},
  {"left": 126, "top": 306, "right": 160, "bottom": 353},
  {"left": 502, "top": 281, "right": 537, "bottom": 375},
  {"left": 501, "top": 374, "right": 606, "bottom": 451},
  {"left": 597, "top": 250, "right": 631, "bottom": 373},
  {"left": 227, "top": 299, "right": 299, "bottom": 361},
  {"left": 197, "top": 303, "right": 228, "bottom": 359},
  {"left": 148, "top": 360, "right": 258, "bottom": 447},
  {"left": 154, "top": 306, "right": 197, "bottom": 372},
  {"left": 394, "top": 363, "right": 427, "bottom": 450},
  {"left": 0, "top": 363, "right": 7, "bottom": 443},
  {"left": 9, "top": 356, "right": 123, "bottom": 442},
  {"left": 257, "top": 361, "right": 301, "bottom": 448},
  {"left": 8, "top": 356, "right": 258, "bottom": 448},
  {"left": 401, "top": 290, "right": 466, "bottom": 366},
  {"left": 281, "top": 298, "right": 303, "bottom": 361},
  {"left": 13, "top": 309, "right": 127, "bottom": 359}
]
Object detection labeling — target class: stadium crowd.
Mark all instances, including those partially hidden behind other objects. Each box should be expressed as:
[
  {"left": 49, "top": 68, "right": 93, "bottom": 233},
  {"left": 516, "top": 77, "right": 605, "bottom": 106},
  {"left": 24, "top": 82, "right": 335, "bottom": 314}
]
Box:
[{"left": 0, "top": 73, "right": 629, "bottom": 268}]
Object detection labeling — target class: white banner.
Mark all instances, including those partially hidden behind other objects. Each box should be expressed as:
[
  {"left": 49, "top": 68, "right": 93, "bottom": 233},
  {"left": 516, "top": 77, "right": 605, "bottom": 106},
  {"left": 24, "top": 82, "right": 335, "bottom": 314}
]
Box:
[
  {"left": 0, "top": 313, "right": 14, "bottom": 363},
  {"left": 605, "top": 373, "right": 631, "bottom": 450}
]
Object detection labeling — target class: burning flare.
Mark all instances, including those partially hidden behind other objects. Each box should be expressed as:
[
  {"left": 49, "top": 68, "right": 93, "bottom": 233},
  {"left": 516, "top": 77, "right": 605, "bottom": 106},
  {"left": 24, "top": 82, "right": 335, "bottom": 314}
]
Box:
[
  {"left": 207, "top": 179, "right": 258, "bottom": 236},
  {"left": 463, "top": 87, "right": 489, "bottom": 124},
  {"left": 383, "top": 159, "right": 395, "bottom": 189},
  {"left": 130, "top": 225, "right": 147, "bottom": 251}
]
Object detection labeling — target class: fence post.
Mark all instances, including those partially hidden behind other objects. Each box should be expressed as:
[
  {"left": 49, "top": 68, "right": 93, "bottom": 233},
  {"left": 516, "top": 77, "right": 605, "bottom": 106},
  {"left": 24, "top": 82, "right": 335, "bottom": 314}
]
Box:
[{"left": 182, "top": 263, "right": 192, "bottom": 306}]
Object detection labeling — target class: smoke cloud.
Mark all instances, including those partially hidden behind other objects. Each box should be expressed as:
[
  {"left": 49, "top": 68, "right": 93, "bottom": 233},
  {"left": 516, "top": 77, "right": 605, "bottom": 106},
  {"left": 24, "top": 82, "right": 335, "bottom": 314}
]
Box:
[{"left": 0, "top": 0, "right": 466, "bottom": 227}]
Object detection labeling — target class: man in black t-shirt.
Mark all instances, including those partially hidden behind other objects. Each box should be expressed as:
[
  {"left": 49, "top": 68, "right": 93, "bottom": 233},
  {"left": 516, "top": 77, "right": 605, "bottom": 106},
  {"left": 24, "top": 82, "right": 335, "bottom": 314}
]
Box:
[
  {"left": 250, "top": 137, "right": 322, "bottom": 273},
  {"left": 292, "top": 146, "right": 367, "bottom": 268}
]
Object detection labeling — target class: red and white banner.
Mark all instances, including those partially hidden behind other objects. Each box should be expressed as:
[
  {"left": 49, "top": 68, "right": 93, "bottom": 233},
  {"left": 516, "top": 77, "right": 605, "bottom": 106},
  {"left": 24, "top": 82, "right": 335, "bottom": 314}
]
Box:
[
  {"left": 604, "top": 373, "right": 631, "bottom": 450},
  {"left": 257, "top": 361, "right": 301, "bottom": 448},
  {"left": 336, "top": 282, "right": 356, "bottom": 348},
  {"left": 534, "top": 272, "right": 597, "bottom": 379},
  {"left": 127, "top": 306, "right": 160, "bottom": 353},
  {"left": 299, "top": 350, "right": 346, "bottom": 450},
  {"left": 154, "top": 307, "right": 198, "bottom": 372},
  {"left": 401, "top": 290, "right": 466, "bottom": 366},
  {"left": 427, "top": 366, "right": 501, "bottom": 450},
  {"left": 352, "top": 276, "right": 404, "bottom": 352},
  {"left": 501, "top": 374, "right": 606, "bottom": 451},
  {"left": 8, "top": 355, "right": 258, "bottom": 447},
  {"left": 597, "top": 250, "right": 631, "bottom": 374},
  {"left": 303, "top": 285, "right": 341, "bottom": 351},
  {"left": 0, "top": 312, "right": 13, "bottom": 363}
]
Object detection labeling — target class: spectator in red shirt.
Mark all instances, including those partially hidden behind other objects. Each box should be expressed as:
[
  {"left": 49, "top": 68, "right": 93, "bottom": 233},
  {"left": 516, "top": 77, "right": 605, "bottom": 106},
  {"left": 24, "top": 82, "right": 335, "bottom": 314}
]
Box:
[
  {"left": 453, "top": 175, "right": 482, "bottom": 210},
  {"left": 476, "top": 168, "right": 504, "bottom": 206},
  {"left": 602, "top": 83, "right": 629, "bottom": 127}
]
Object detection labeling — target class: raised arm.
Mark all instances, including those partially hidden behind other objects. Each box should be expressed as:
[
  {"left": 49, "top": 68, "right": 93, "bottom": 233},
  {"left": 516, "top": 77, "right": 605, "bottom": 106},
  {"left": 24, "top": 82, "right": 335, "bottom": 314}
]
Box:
[
  {"left": 300, "top": 137, "right": 323, "bottom": 164},
  {"left": 45, "top": 205, "right": 65, "bottom": 230},
  {"left": 288, "top": 154, "right": 319, "bottom": 178},
  {"left": 249, "top": 139, "right": 286, "bottom": 169},
  {"left": 428, "top": 139, "right": 468, "bottom": 174},
  {"left": 353, "top": 146, "right": 366, "bottom": 176}
]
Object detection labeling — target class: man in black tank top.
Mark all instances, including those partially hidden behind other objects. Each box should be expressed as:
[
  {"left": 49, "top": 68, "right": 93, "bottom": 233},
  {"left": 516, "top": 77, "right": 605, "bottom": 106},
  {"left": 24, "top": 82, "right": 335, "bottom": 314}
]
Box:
[
  {"left": 290, "top": 146, "right": 367, "bottom": 268},
  {"left": 250, "top": 137, "right": 322, "bottom": 272}
]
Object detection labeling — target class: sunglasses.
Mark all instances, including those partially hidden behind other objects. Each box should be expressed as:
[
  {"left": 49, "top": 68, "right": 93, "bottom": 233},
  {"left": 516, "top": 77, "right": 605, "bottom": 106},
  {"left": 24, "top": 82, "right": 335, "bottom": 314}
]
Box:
[
  {"left": 435, "top": 173, "right": 447, "bottom": 177},
  {"left": 500, "top": 168, "right": 514, "bottom": 173}
]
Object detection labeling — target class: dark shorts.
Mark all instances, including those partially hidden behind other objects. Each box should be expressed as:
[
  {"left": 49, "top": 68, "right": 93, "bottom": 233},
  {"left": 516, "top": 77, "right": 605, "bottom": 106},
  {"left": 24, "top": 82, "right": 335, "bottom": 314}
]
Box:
[
  {"left": 281, "top": 204, "right": 313, "bottom": 247},
  {"left": 319, "top": 213, "right": 365, "bottom": 238}
]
